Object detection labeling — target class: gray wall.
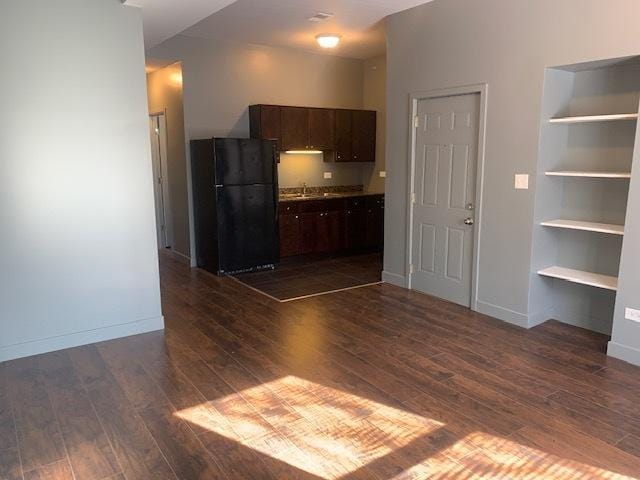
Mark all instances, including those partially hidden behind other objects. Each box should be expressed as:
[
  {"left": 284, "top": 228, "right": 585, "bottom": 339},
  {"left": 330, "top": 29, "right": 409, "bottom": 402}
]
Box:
[
  {"left": 147, "top": 62, "right": 190, "bottom": 259},
  {"left": 363, "top": 56, "right": 387, "bottom": 193},
  {"left": 0, "top": 0, "right": 163, "bottom": 361},
  {"left": 385, "top": 0, "right": 640, "bottom": 363},
  {"left": 148, "top": 35, "right": 374, "bottom": 260}
]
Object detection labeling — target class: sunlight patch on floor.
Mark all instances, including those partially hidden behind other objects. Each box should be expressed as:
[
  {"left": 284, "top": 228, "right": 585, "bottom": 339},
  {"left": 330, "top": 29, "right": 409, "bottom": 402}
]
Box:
[
  {"left": 175, "top": 376, "right": 637, "bottom": 479},
  {"left": 447, "top": 432, "right": 637, "bottom": 480},
  {"left": 176, "top": 375, "right": 444, "bottom": 479}
]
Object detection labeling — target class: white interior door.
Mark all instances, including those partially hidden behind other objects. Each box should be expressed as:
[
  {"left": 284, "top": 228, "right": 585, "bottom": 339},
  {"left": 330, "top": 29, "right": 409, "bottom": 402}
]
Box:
[
  {"left": 410, "top": 93, "right": 480, "bottom": 307},
  {"left": 149, "top": 114, "right": 172, "bottom": 249}
]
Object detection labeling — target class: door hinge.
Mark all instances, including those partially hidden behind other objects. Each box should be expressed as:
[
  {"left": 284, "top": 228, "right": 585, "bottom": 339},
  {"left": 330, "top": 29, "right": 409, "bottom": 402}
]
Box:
[
  {"left": 411, "top": 192, "right": 416, "bottom": 204},
  {"left": 414, "top": 115, "right": 420, "bottom": 128},
  {"left": 409, "top": 264, "right": 415, "bottom": 274}
]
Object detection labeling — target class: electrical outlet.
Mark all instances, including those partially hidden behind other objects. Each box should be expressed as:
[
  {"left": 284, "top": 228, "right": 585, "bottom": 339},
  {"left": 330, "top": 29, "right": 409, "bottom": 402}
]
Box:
[
  {"left": 379, "top": 171, "right": 387, "bottom": 178},
  {"left": 625, "top": 308, "right": 640, "bottom": 323},
  {"left": 515, "top": 174, "right": 529, "bottom": 190},
  {"left": 323, "top": 172, "right": 333, "bottom": 179}
]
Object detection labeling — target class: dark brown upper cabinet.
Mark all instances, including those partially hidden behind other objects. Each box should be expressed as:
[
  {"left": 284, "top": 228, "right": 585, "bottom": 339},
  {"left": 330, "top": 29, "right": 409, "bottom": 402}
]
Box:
[
  {"left": 308, "top": 108, "right": 335, "bottom": 150},
  {"left": 334, "top": 109, "right": 352, "bottom": 162},
  {"left": 249, "top": 105, "right": 281, "bottom": 150},
  {"left": 351, "top": 110, "right": 376, "bottom": 163},
  {"left": 281, "top": 107, "right": 309, "bottom": 150},
  {"left": 249, "top": 104, "right": 376, "bottom": 162}
]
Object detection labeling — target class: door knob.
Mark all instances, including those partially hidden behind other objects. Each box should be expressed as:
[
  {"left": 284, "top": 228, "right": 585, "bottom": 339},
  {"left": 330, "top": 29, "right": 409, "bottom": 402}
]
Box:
[{"left": 464, "top": 217, "right": 474, "bottom": 226}]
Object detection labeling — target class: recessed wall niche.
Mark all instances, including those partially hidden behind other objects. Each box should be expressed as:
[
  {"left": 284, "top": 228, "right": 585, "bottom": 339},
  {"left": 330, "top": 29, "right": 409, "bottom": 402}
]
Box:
[{"left": 530, "top": 56, "right": 640, "bottom": 334}]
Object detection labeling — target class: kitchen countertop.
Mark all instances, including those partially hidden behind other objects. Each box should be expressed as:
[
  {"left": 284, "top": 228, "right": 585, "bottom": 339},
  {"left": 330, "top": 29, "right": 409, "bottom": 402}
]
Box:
[{"left": 278, "top": 191, "right": 384, "bottom": 202}]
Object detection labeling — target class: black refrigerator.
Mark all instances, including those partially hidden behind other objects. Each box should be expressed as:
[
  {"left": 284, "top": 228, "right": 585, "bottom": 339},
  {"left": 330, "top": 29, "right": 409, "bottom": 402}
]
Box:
[{"left": 190, "top": 138, "right": 279, "bottom": 276}]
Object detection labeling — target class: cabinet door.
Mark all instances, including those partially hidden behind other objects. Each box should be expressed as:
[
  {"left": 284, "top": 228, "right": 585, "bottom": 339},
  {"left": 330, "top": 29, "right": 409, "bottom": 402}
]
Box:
[
  {"left": 300, "top": 212, "right": 317, "bottom": 254},
  {"left": 334, "top": 109, "right": 352, "bottom": 162},
  {"left": 365, "top": 205, "right": 384, "bottom": 249},
  {"left": 281, "top": 107, "right": 309, "bottom": 150},
  {"left": 315, "top": 212, "right": 331, "bottom": 253},
  {"left": 309, "top": 109, "right": 335, "bottom": 151},
  {"left": 327, "top": 211, "right": 344, "bottom": 251},
  {"left": 345, "top": 208, "right": 366, "bottom": 250},
  {"left": 352, "top": 110, "right": 376, "bottom": 162},
  {"left": 260, "top": 105, "right": 281, "bottom": 151},
  {"left": 279, "top": 213, "right": 301, "bottom": 257}
]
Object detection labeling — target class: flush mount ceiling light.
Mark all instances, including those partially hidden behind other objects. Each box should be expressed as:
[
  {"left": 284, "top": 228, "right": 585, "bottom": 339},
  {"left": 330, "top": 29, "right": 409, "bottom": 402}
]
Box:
[
  {"left": 308, "top": 12, "right": 334, "bottom": 22},
  {"left": 316, "top": 34, "right": 341, "bottom": 49}
]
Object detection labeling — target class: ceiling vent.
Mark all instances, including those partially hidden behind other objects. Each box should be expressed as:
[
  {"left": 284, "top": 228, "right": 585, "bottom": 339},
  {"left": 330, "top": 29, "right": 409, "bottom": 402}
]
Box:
[{"left": 308, "top": 12, "right": 334, "bottom": 22}]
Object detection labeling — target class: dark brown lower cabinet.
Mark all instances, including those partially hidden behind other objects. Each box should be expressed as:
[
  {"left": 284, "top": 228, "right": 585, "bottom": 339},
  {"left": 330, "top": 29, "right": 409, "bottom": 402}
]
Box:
[
  {"left": 327, "top": 211, "right": 344, "bottom": 251},
  {"left": 365, "top": 196, "right": 385, "bottom": 249},
  {"left": 279, "top": 195, "right": 383, "bottom": 258},
  {"left": 279, "top": 213, "right": 302, "bottom": 257},
  {"left": 300, "top": 213, "right": 317, "bottom": 255},
  {"left": 345, "top": 208, "right": 366, "bottom": 250}
]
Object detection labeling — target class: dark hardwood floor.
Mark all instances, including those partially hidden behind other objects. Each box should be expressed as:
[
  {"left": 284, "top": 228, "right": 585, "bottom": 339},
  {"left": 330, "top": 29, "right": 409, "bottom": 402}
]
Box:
[{"left": 2, "top": 253, "right": 640, "bottom": 479}]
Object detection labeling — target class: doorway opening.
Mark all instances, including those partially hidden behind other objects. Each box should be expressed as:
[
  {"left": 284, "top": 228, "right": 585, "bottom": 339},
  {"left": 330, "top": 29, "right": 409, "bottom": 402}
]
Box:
[{"left": 406, "top": 85, "right": 488, "bottom": 309}]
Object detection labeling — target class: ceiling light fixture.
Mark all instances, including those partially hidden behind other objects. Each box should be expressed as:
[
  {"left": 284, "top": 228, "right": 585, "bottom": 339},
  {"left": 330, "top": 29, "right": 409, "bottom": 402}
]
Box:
[
  {"left": 308, "top": 12, "right": 334, "bottom": 22},
  {"left": 316, "top": 34, "right": 341, "bottom": 49}
]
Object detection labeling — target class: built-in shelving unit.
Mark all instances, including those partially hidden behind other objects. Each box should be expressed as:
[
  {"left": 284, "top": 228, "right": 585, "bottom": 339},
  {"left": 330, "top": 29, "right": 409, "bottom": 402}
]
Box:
[
  {"left": 545, "top": 171, "right": 631, "bottom": 179},
  {"left": 549, "top": 113, "right": 638, "bottom": 124},
  {"left": 540, "top": 219, "right": 624, "bottom": 236},
  {"left": 531, "top": 56, "right": 640, "bottom": 334},
  {"left": 538, "top": 266, "right": 618, "bottom": 291}
]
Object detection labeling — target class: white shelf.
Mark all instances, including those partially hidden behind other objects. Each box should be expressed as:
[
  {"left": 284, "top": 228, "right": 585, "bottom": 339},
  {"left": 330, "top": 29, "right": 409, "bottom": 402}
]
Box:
[
  {"left": 549, "top": 113, "right": 639, "bottom": 124},
  {"left": 541, "top": 219, "right": 624, "bottom": 236},
  {"left": 545, "top": 171, "right": 631, "bottom": 179},
  {"left": 538, "top": 266, "right": 618, "bottom": 291}
]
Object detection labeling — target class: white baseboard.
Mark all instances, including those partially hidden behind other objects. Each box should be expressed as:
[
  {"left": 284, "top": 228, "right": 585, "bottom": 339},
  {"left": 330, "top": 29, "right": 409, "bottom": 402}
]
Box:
[
  {"left": 0, "top": 315, "right": 165, "bottom": 363},
  {"left": 476, "top": 300, "right": 529, "bottom": 328},
  {"left": 527, "top": 308, "right": 554, "bottom": 329},
  {"left": 382, "top": 271, "right": 407, "bottom": 288},
  {"left": 607, "top": 341, "right": 640, "bottom": 367}
]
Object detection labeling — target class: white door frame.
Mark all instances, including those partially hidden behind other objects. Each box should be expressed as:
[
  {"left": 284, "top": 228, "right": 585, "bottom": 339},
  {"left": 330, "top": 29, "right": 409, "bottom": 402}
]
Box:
[
  {"left": 149, "top": 111, "right": 173, "bottom": 249},
  {"left": 405, "top": 84, "right": 488, "bottom": 311}
]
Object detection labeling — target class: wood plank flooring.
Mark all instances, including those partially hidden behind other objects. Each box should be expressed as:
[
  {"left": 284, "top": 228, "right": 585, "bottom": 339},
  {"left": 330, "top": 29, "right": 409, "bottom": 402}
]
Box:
[{"left": 2, "top": 252, "right": 640, "bottom": 479}]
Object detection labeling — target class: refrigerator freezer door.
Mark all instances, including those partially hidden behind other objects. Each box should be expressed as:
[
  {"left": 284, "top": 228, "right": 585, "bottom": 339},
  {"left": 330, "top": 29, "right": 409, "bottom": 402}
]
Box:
[
  {"left": 215, "top": 184, "right": 278, "bottom": 274},
  {"left": 214, "top": 138, "right": 276, "bottom": 186}
]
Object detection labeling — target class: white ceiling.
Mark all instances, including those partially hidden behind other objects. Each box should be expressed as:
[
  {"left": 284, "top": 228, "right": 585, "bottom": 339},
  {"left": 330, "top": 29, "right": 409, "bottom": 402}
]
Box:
[
  {"left": 126, "top": 0, "right": 237, "bottom": 49},
  {"left": 135, "top": 0, "right": 432, "bottom": 59}
]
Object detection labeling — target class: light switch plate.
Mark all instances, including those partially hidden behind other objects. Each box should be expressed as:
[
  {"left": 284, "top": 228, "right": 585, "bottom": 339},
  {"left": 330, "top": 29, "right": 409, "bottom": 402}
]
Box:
[
  {"left": 625, "top": 308, "right": 640, "bottom": 323},
  {"left": 515, "top": 174, "right": 529, "bottom": 190},
  {"left": 323, "top": 172, "right": 333, "bottom": 179},
  {"left": 379, "top": 171, "right": 387, "bottom": 178}
]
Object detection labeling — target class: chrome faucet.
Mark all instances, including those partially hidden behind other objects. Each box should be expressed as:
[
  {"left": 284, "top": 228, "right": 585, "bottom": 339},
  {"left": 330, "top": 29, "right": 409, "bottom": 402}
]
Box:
[{"left": 302, "top": 182, "right": 307, "bottom": 197}]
